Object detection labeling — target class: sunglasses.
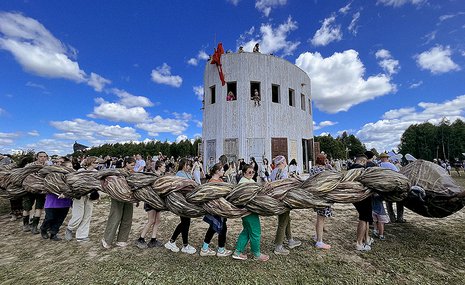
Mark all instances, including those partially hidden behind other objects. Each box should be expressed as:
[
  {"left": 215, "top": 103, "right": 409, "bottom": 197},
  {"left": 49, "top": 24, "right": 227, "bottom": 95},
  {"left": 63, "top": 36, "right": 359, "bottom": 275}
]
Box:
[{"left": 246, "top": 170, "right": 255, "bottom": 174}]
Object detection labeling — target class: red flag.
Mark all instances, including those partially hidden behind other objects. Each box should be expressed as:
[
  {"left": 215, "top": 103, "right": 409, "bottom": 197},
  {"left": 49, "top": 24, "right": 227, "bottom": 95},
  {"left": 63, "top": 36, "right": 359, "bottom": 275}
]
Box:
[{"left": 210, "top": 43, "right": 226, "bottom": 86}]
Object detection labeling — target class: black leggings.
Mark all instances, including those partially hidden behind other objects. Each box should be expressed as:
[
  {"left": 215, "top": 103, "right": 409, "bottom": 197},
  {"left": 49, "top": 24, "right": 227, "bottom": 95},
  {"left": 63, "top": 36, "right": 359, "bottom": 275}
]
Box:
[
  {"left": 204, "top": 219, "right": 227, "bottom": 248},
  {"left": 171, "top": 217, "right": 191, "bottom": 246}
]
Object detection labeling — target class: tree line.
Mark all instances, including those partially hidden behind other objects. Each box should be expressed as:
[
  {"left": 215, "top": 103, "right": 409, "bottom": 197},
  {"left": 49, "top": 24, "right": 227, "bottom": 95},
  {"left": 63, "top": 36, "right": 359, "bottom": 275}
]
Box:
[
  {"left": 77, "top": 139, "right": 202, "bottom": 159},
  {"left": 398, "top": 118, "right": 465, "bottom": 162}
]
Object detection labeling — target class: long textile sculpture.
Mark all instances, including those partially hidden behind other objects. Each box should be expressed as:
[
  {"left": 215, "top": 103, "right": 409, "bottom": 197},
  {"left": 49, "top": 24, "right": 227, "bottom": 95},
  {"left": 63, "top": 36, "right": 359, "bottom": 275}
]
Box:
[{"left": 0, "top": 161, "right": 463, "bottom": 218}]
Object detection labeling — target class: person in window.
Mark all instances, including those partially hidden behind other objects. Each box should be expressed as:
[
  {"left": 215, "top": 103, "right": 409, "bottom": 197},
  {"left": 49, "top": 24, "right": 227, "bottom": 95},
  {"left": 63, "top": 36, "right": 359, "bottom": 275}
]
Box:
[
  {"left": 252, "top": 89, "right": 261, "bottom": 106},
  {"left": 253, "top": 43, "right": 260, "bottom": 53},
  {"left": 227, "top": 91, "right": 236, "bottom": 101},
  {"left": 238, "top": 46, "right": 244, "bottom": 53}
]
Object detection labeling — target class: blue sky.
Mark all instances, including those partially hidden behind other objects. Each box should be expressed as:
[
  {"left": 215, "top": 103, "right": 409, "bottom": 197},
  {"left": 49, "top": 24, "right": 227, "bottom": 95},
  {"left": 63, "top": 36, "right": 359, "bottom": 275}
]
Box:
[{"left": 1, "top": 0, "right": 464, "bottom": 155}]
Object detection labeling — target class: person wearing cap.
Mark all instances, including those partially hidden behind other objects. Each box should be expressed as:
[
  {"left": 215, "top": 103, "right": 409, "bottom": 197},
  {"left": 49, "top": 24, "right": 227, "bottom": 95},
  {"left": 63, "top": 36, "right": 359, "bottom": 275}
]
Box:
[
  {"left": 270, "top": 155, "right": 302, "bottom": 255},
  {"left": 379, "top": 152, "right": 405, "bottom": 223},
  {"left": 309, "top": 153, "right": 334, "bottom": 250}
]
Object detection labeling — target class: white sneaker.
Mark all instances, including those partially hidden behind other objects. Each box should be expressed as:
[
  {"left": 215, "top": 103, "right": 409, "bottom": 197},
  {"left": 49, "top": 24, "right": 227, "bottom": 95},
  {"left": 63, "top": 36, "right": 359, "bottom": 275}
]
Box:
[
  {"left": 101, "top": 238, "right": 111, "bottom": 249},
  {"left": 287, "top": 239, "right": 302, "bottom": 249},
  {"left": 115, "top": 241, "right": 128, "bottom": 247},
  {"left": 164, "top": 241, "right": 180, "bottom": 253},
  {"left": 199, "top": 247, "right": 216, "bottom": 256},
  {"left": 181, "top": 244, "right": 197, "bottom": 254},
  {"left": 356, "top": 244, "right": 371, "bottom": 251},
  {"left": 366, "top": 237, "right": 374, "bottom": 246},
  {"left": 216, "top": 249, "right": 233, "bottom": 257}
]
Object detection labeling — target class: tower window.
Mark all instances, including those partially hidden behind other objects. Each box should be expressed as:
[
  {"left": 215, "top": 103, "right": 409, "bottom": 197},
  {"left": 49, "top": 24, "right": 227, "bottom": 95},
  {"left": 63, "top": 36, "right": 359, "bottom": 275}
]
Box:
[
  {"left": 301, "top": 93, "right": 305, "bottom": 111},
  {"left": 227, "top": 82, "right": 237, "bottom": 101},
  {"left": 250, "top": 82, "right": 261, "bottom": 101},
  {"left": 210, "top": 85, "right": 216, "bottom": 104},
  {"left": 289, "top": 88, "right": 295, "bottom": 107},
  {"left": 272, "top": 84, "right": 280, "bottom": 103}
]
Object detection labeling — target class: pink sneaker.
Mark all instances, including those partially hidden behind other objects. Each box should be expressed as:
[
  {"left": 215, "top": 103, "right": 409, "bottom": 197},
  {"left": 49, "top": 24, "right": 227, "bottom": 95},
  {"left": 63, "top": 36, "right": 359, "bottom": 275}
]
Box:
[{"left": 315, "top": 241, "right": 331, "bottom": 249}]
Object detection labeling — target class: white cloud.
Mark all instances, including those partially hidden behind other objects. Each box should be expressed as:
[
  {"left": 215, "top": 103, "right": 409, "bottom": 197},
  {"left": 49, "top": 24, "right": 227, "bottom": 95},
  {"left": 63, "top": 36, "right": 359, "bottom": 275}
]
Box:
[
  {"left": 439, "top": 13, "right": 464, "bottom": 22},
  {"left": 110, "top": 88, "right": 154, "bottom": 107},
  {"left": 27, "top": 130, "right": 40, "bottom": 136},
  {"left": 198, "top": 50, "right": 209, "bottom": 60},
  {"left": 0, "top": 12, "right": 86, "bottom": 82},
  {"left": 416, "top": 45, "right": 460, "bottom": 74},
  {"left": 375, "top": 49, "right": 400, "bottom": 75},
  {"left": 0, "top": 132, "right": 19, "bottom": 146},
  {"left": 339, "top": 3, "right": 351, "bottom": 14},
  {"left": 423, "top": 30, "right": 437, "bottom": 45},
  {"left": 173, "top": 112, "right": 193, "bottom": 120},
  {"left": 311, "top": 16, "right": 342, "bottom": 46},
  {"left": 176, "top": 135, "right": 188, "bottom": 143},
  {"left": 348, "top": 12, "right": 361, "bottom": 35},
  {"left": 376, "top": 0, "right": 426, "bottom": 7},
  {"left": 0, "top": 12, "right": 112, "bottom": 92},
  {"left": 187, "top": 50, "right": 210, "bottom": 66},
  {"left": 295, "top": 50, "right": 396, "bottom": 113},
  {"left": 228, "top": 0, "right": 241, "bottom": 5},
  {"left": 150, "top": 63, "right": 183, "bottom": 87},
  {"left": 238, "top": 16, "right": 299, "bottom": 56},
  {"left": 89, "top": 98, "right": 149, "bottom": 123},
  {"left": 255, "top": 0, "right": 287, "bottom": 17},
  {"left": 26, "top": 81, "right": 46, "bottom": 90},
  {"left": 193, "top": 85, "right": 204, "bottom": 101},
  {"left": 50, "top": 118, "right": 141, "bottom": 144},
  {"left": 357, "top": 95, "right": 465, "bottom": 152},
  {"left": 88, "top": 72, "right": 111, "bottom": 92},
  {"left": 409, "top": 80, "right": 423, "bottom": 89},
  {"left": 136, "top": 115, "right": 188, "bottom": 136},
  {"left": 313, "top": 120, "right": 338, "bottom": 130},
  {"left": 193, "top": 120, "right": 203, "bottom": 128},
  {"left": 187, "top": 58, "right": 198, "bottom": 66}
]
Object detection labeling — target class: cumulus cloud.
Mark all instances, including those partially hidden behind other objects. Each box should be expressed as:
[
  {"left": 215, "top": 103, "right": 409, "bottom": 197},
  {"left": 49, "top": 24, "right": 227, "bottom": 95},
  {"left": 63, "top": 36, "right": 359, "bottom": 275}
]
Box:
[
  {"left": 187, "top": 50, "right": 209, "bottom": 66},
  {"left": 375, "top": 49, "right": 400, "bottom": 76},
  {"left": 89, "top": 98, "right": 150, "bottom": 123},
  {"left": 88, "top": 72, "right": 111, "bottom": 92},
  {"left": 357, "top": 95, "right": 465, "bottom": 152},
  {"left": 0, "top": 12, "right": 86, "bottom": 81},
  {"left": 50, "top": 118, "right": 141, "bottom": 144},
  {"left": 150, "top": 63, "right": 183, "bottom": 87},
  {"left": 110, "top": 88, "right": 154, "bottom": 108},
  {"left": 176, "top": 135, "right": 188, "bottom": 143},
  {"left": 136, "top": 115, "right": 188, "bottom": 136},
  {"left": 0, "top": 12, "right": 112, "bottom": 91},
  {"left": 314, "top": 120, "right": 338, "bottom": 130},
  {"left": 310, "top": 16, "right": 342, "bottom": 46},
  {"left": 295, "top": 50, "right": 396, "bottom": 113},
  {"left": 237, "top": 16, "right": 299, "bottom": 56},
  {"left": 193, "top": 85, "right": 204, "bottom": 101},
  {"left": 173, "top": 112, "right": 193, "bottom": 120},
  {"left": 416, "top": 45, "right": 460, "bottom": 74},
  {"left": 376, "top": 0, "right": 426, "bottom": 7},
  {"left": 255, "top": 0, "right": 287, "bottom": 17}
]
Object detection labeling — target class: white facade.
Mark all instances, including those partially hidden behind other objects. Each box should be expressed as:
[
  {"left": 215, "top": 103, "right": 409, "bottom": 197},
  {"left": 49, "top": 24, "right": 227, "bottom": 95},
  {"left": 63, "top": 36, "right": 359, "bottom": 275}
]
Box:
[{"left": 202, "top": 52, "right": 314, "bottom": 173}]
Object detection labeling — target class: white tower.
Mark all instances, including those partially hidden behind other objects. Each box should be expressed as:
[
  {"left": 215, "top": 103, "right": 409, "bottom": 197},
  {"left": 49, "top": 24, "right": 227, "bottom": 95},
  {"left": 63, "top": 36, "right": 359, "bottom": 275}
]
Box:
[{"left": 202, "top": 52, "right": 314, "bottom": 173}]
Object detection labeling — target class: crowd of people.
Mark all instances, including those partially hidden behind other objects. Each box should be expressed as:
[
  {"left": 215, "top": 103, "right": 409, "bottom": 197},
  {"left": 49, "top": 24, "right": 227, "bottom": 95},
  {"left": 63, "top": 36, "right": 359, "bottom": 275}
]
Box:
[{"left": 0, "top": 150, "right": 457, "bottom": 260}]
